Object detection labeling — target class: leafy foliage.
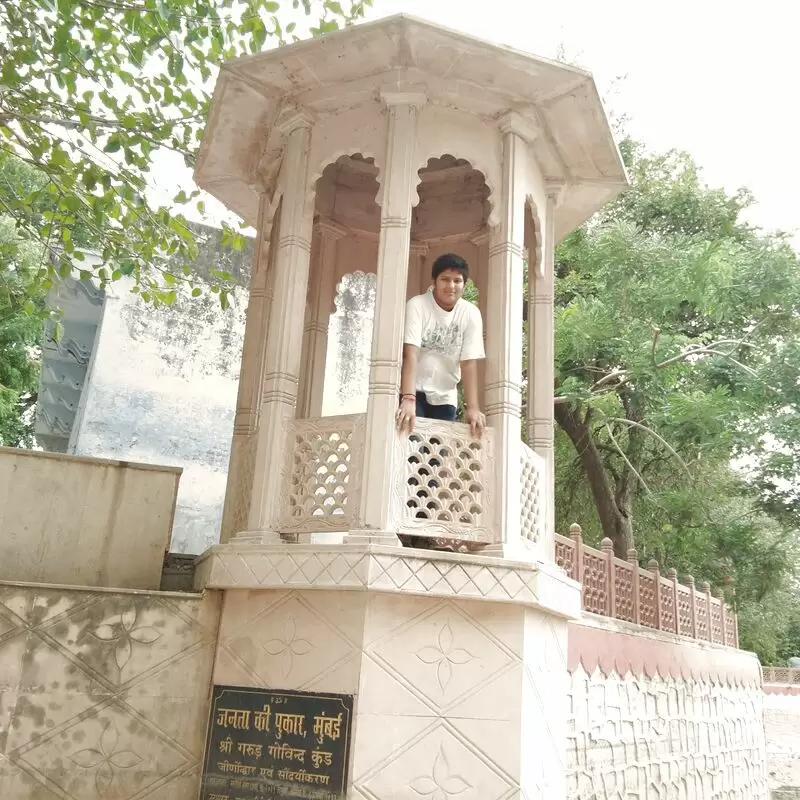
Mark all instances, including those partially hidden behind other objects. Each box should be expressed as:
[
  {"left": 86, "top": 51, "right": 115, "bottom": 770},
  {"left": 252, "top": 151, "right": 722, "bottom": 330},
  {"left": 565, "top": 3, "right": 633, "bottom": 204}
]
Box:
[
  {"left": 0, "top": 0, "right": 371, "bottom": 309},
  {"left": 0, "top": 157, "right": 47, "bottom": 445},
  {"left": 552, "top": 142, "right": 800, "bottom": 662}
]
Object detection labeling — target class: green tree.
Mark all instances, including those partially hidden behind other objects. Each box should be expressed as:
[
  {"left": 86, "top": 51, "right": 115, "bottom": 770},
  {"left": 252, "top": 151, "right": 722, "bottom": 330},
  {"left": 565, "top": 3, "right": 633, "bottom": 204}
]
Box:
[
  {"left": 0, "top": 155, "right": 47, "bottom": 444},
  {"left": 0, "top": 0, "right": 371, "bottom": 308},
  {"left": 551, "top": 142, "right": 800, "bottom": 661}
]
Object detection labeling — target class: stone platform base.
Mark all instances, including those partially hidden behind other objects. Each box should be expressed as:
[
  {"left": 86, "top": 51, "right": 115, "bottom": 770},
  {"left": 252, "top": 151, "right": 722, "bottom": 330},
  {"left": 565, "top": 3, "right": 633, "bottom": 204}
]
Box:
[{"left": 195, "top": 543, "right": 581, "bottom": 798}]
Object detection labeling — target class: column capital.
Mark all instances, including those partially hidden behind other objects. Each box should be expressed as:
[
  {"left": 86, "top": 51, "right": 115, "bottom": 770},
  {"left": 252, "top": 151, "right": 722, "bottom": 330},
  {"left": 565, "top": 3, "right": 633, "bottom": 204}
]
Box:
[
  {"left": 315, "top": 216, "right": 349, "bottom": 241},
  {"left": 497, "top": 111, "right": 540, "bottom": 143},
  {"left": 469, "top": 229, "right": 490, "bottom": 248},
  {"left": 380, "top": 89, "right": 427, "bottom": 110},
  {"left": 276, "top": 106, "right": 316, "bottom": 135},
  {"left": 545, "top": 180, "right": 567, "bottom": 206},
  {"left": 409, "top": 240, "right": 429, "bottom": 256}
]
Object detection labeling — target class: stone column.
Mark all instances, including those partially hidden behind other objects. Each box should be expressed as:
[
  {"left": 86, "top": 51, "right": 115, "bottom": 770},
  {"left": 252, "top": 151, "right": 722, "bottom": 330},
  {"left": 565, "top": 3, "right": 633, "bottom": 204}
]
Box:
[
  {"left": 484, "top": 115, "right": 527, "bottom": 557},
  {"left": 297, "top": 218, "right": 347, "bottom": 418},
  {"left": 408, "top": 240, "right": 428, "bottom": 300},
  {"left": 470, "top": 230, "right": 489, "bottom": 412},
  {"left": 219, "top": 194, "right": 275, "bottom": 543},
  {"left": 352, "top": 91, "right": 424, "bottom": 540},
  {"left": 528, "top": 185, "right": 562, "bottom": 544},
  {"left": 242, "top": 110, "right": 315, "bottom": 540}
]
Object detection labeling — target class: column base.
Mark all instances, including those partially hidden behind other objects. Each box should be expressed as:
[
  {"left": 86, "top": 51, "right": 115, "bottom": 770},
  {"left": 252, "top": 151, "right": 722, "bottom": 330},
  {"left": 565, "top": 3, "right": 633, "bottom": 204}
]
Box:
[
  {"left": 481, "top": 540, "right": 538, "bottom": 561},
  {"left": 231, "top": 529, "right": 284, "bottom": 545},
  {"left": 344, "top": 529, "right": 403, "bottom": 546}
]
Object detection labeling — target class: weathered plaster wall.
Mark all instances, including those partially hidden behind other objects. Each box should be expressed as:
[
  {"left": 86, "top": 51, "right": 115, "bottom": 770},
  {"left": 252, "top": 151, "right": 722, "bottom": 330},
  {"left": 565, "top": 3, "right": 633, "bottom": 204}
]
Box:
[
  {"left": 72, "top": 276, "right": 248, "bottom": 555},
  {"left": 0, "top": 447, "right": 179, "bottom": 589},
  {"left": 567, "top": 614, "right": 769, "bottom": 799},
  {"left": 764, "top": 688, "right": 800, "bottom": 799},
  {"left": 0, "top": 582, "right": 221, "bottom": 799}
]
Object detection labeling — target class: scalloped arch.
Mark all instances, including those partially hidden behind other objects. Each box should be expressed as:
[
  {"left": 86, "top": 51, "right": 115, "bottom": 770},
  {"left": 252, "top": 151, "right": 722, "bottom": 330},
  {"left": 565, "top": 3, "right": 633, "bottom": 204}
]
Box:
[
  {"left": 305, "top": 150, "right": 383, "bottom": 212},
  {"left": 412, "top": 151, "right": 499, "bottom": 227}
]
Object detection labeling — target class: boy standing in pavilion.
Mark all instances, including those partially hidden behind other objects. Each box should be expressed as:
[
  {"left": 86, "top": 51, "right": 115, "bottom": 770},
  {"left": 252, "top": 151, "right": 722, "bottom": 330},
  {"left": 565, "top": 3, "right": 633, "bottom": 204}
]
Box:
[{"left": 396, "top": 252, "right": 486, "bottom": 437}]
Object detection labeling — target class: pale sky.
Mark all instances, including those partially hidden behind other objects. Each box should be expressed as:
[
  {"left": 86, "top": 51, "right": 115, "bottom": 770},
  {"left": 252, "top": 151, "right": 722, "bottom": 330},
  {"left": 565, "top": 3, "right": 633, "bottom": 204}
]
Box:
[{"left": 364, "top": 0, "right": 799, "bottom": 245}]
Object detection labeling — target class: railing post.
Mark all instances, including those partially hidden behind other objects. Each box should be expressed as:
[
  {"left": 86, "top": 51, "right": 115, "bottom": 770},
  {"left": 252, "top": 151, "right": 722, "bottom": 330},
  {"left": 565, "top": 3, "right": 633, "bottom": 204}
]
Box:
[
  {"left": 667, "top": 568, "right": 679, "bottom": 635},
  {"left": 728, "top": 581, "right": 739, "bottom": 647},
  {"left": 648, "top": 559, "right": 662, "bottom": 630},
  {"left": 685, "top": 575, "right": 697, "bottom": 639},
  {"left": 569, "top": 523, "right": 584, "bottom": 585},
  {"left": 715, "top": 587, "right": 727, "bottom": 646},
  {"left": 628, "top": 548, "right": 640, "bottom": 625},
  {"left": 601, "top": 538, "right": 615, "bottom": 619},
  {"left": 700, "top": 581, "right": 712, "bottom": 642}
]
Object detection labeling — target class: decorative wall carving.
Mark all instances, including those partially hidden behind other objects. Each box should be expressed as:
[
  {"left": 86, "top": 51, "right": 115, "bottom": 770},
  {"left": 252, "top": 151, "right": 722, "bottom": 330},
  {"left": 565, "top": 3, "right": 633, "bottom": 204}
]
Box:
[
  {"left": 567, "top": 664, "right": 769, "bottom": 799},
  {"left": 0, "top": 584, "right": 221, "bottom": 800},
  {"left": 567, "top": 620, "right": 768, "bottom": 800},
  {"left": 213, "top": 587, "right": 567, "bottom": 799},
  {"left": 196, "top": 545, "right": 556, "bottom": 607}
]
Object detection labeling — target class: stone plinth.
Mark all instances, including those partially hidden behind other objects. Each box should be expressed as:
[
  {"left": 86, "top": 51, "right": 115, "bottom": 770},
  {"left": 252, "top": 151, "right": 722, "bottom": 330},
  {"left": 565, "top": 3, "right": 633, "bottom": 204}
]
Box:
[{"left": 196, "top": 544, "right": 580, "bottom": 798}]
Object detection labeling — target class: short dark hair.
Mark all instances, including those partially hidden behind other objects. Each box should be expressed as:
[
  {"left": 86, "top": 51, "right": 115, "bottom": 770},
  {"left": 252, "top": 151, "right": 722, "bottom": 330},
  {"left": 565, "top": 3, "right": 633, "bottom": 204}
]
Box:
[{"left": 431, "top": 253, "right": 469, "bottom": 282}]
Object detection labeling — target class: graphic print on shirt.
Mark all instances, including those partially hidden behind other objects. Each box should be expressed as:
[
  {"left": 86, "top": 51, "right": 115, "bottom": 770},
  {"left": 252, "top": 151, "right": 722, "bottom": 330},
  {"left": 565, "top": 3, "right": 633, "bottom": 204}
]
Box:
[{"left": 420, "top": 322, "right": 463, "bottom": 361}]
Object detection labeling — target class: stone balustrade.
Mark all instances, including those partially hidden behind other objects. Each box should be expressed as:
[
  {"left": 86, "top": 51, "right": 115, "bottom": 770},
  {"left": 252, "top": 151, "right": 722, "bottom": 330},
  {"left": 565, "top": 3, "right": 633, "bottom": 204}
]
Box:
[
  {"left": 270, "top": 415, "right": 553, "bottom": 551},
  {"left": 763, "top": 666, "right": 800, "bottom": 687},
  {"left": 556, "top": 523, "right": 739, "bottom": 646}
]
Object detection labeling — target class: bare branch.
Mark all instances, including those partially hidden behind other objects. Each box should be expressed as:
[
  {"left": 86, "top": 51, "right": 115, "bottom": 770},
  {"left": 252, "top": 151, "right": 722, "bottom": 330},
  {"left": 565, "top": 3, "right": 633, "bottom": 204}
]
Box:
[
  {"left": 604, "top": 423, "right": 652, "bottom": 495},
  {"left": 610, "top": 417, "right": 694, "bottom": 481}
]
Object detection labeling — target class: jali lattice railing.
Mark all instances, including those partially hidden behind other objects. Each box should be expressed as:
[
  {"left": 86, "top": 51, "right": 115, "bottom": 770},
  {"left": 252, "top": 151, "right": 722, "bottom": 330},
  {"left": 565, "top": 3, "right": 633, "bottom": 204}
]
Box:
[
  {"left": 762, "top": 667, "right": 800, "bottom": 685},
  {"left": 520, "top": 442, "right": 546, "bottom": 547},
  {"left": 555, "top": 523, "right": 739, "bottom": 647},
  {"left": 279, "top": 415, "right": 365, "bottom": 532},
  {"left": 397, "top": 418, "right": 495, "bottom": 544}
]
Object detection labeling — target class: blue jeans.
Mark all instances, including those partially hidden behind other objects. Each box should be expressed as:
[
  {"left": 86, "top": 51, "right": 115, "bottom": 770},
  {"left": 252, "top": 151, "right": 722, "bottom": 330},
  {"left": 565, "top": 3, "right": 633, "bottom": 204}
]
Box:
[{"left": 415, "top": 392, "right": 457, "bottom": 422}]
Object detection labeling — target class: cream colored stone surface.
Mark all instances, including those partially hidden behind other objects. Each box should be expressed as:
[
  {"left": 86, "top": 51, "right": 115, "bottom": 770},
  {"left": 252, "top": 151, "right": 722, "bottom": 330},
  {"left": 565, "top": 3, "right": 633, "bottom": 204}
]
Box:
[
  {"left": 0, "top": 447, "right": 180, "bottom": 589},
  {"left": 196, "top": 543, "right": 582, "bottom": 617},
  {"left": 212, "top": 585, "right": 572, "bottom": 799},
  {"left": 764, "top": 691, "right": 800, "bottom": 798},
  {"left": 0, "top": 582, "right": 220, "bottom": 800}
]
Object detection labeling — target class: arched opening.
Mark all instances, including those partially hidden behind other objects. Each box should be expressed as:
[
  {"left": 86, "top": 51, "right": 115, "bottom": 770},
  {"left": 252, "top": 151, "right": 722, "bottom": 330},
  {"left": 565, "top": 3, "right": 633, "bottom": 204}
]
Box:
[
  {"left": 297, "top": 154, "right": 379, "bottom": 418},
  {"left": 321, "top": 270, "right": 376, "bottom": 415},
  {"left": 410, "top": 155, "right": 491, "bottom": 305}
]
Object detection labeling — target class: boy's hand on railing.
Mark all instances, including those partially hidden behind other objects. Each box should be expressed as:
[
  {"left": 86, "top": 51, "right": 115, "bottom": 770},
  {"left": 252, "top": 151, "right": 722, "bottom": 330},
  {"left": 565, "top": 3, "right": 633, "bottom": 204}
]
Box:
[
  {"left": 465, "top": 406, "right": 485, "bottom": 438},
  {"left": 396, "top": 396, "right": 416, "bottom": 434}
]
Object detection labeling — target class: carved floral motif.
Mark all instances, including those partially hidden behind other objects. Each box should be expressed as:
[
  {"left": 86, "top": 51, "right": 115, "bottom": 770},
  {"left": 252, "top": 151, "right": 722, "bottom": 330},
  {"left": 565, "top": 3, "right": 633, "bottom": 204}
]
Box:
[
  {"left": 88, "top": 605, "right": 161, "bottom": 674},
  {"left": 264, "top": 616, "right": 313, "bottom": 677},
  {"left": 416, "top": 620, "right": 474, "bottom": 691},
  {"left": 411, "top": 746, "right": 473, "bottom": 799},
  {"left": 70, "top": 721, "right": 142, "bottom": 796}
]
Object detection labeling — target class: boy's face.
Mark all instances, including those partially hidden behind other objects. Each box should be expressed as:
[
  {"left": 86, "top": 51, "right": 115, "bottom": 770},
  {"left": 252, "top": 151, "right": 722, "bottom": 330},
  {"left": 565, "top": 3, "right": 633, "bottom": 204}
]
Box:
[{"left": 433, "top": 268, "right": 465, "bottom": 310}]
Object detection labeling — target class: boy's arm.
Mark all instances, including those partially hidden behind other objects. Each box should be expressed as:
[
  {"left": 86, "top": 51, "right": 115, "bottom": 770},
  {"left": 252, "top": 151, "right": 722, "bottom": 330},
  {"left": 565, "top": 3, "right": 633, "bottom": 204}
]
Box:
[
  {"left": 461, "top": 307, "right": 486, "bottom": 437},
  {"left": 460, "top": 359, "right": 485, "bottom": 437}
]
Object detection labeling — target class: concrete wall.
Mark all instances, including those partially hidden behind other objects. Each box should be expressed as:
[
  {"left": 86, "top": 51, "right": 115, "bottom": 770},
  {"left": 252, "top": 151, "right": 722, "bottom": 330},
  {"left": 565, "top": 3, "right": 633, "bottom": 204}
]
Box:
[
  {"left": 567, "top": 614, "right": 769, "bottom": 799},
  {"left": 0, "top": 447, "right": 180, "bottom": 590},
  {"left": 72, "top": 277, "right": 248, "bottom": 555},
  {"left": 764, "top": 688, "right": 800, "bottom": 799},
  {"left": 0, "top": 582, "right": 221, "bottom": 800}
]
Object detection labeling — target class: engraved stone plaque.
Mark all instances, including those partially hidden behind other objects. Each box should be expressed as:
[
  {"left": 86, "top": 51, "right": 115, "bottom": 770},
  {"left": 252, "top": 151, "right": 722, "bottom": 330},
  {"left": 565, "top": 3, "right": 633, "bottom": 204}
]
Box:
[{"left": 200, "top": 685, "right": 354, "bottom": 800}]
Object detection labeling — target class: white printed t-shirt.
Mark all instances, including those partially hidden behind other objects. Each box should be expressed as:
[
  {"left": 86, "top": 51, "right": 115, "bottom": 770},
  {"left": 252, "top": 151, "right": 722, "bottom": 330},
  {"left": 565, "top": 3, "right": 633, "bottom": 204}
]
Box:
[{"left": 403, "top": 289, "right": 485, "bottom": 407}]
